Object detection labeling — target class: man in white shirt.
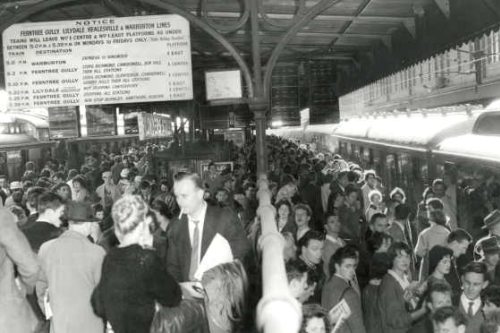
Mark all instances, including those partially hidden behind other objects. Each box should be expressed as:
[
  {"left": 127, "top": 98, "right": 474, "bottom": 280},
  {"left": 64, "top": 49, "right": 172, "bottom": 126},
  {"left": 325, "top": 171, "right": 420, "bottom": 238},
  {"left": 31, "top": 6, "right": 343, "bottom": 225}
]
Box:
[
  {"left": 167, "top": 172, "right": 250, "bottom": 282},
  {"left": 458, "top": 262, "right": 488, "bottom": 333}
]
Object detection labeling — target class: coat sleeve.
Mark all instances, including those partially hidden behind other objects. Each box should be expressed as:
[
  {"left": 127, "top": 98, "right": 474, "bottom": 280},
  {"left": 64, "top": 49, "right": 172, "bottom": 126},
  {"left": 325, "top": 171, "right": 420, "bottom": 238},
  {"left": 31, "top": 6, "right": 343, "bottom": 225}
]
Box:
[
  {"left": 146, "top": 251, "right": 182, "bottom": 307},
  {"left": 35, "top": 265, "right": 48, "bottom": 315},
  {"left": 0, "top": 210, "right": 40, "bottom": 291},
  {"left": 345, "top": 289, "right": 366, "bottom": 333},
  {"left": 165, "top": 222, "right": 184, "bottom": 282},
  {"left": 91, "top": 257, "right": 107, "bottom": 319},
  {"left": 378, "top": 277, "right": 412, "bottom": 330},
  {"left": 221, "top": 208, "right": 251, "bottom": 262},
  {"left": 415, "top": 233, "right": 427, "bottom": 258},
  {"left": 321, "top": 280, "right": 337, "bottom": 311}
]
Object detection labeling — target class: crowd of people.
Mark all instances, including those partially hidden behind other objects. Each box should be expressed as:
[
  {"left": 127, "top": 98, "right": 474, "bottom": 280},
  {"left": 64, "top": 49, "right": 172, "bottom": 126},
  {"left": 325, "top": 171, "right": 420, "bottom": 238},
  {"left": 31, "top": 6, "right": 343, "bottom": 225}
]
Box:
[{"left": 1, "top": 134, "right": 500, "bottom": 333}]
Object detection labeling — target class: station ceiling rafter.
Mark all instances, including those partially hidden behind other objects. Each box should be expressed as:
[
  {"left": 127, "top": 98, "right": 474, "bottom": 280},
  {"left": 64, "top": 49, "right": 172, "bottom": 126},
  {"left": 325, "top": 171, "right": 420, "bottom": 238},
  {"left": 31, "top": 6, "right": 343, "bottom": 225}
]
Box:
[{"left": 0, "top": 0, "right": 434, "bottom": 63}]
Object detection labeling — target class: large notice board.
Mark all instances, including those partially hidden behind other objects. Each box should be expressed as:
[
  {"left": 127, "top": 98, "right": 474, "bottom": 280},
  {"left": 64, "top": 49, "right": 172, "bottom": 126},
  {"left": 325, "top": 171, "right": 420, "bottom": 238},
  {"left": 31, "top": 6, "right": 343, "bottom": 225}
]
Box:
[{"left": 3, "top": 14, "right": 193, "bottom": 109}]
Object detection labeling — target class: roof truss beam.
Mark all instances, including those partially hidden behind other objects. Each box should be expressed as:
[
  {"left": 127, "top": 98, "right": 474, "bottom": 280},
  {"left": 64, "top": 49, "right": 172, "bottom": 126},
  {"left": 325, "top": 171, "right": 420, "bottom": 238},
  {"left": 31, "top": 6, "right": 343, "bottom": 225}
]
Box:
[
  {"left": 433, "top": 0, "right": 450, "bottom": 19},
  {"left": 195, "top": 10, "right": 416, "bottom": 37}
]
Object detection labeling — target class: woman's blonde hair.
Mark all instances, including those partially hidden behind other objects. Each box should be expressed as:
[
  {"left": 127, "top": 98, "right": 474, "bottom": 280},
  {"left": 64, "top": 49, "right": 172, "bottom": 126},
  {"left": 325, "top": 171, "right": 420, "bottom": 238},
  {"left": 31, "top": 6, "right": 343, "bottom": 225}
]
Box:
[
  {"left": 112, "top": 194, "right": 148, "bottom": 239},
  {"left": 202, "top": 260, "right": 248, "bottom": 331}
]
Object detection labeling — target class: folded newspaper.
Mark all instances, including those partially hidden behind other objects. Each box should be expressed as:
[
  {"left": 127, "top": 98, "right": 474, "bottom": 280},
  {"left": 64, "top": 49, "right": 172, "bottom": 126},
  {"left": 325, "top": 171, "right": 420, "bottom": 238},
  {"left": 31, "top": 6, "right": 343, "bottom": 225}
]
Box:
[
  {"left": 193, "top": 233, "right": 233, "bottom": 281},
  {"left": 180, "top": 233, "right": 234, "bottom": 299},
  {"left": 329, "top": 299, "right": 351, "bottom": 333}
]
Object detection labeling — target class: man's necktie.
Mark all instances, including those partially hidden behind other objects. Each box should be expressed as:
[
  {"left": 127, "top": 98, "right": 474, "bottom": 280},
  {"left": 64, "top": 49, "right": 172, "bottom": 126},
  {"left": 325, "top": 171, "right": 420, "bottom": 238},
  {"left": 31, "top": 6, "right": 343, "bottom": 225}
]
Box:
[
  {"left": 467, "top": 301, "right": 474, "bottom": 317},
  {"left": 188, "top": 220, "right": 200, "bottom": 281}
]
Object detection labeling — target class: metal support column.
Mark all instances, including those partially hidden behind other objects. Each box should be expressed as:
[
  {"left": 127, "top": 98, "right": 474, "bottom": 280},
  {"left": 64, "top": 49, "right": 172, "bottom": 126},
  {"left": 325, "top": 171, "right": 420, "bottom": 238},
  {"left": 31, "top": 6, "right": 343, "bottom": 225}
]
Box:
[
  {"left": 249, "top": 0, "right": 268, "bottom": 176},
  {"left": 251, "top": 104, "right": 268, "bottom": 176}
]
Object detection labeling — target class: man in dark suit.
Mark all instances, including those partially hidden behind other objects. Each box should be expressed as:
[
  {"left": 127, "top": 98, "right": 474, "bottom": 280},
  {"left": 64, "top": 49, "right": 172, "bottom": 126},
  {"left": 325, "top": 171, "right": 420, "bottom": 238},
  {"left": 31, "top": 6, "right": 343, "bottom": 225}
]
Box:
[{"left": 166, "top": 172, "right": 250, "bottom": 282}]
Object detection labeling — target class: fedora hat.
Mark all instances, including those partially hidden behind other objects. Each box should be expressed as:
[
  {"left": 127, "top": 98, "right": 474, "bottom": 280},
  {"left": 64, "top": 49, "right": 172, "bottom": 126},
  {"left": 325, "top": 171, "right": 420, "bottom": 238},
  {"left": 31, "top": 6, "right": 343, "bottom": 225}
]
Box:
[
  {"left": 66, "top": 201, "right": 99, "bottom": 222},
  {"left": 481, "top": 236, "right": 500, "bottom": 254},
  {"left": 483, "top": 210, "right": 500, "bottom": 230}
]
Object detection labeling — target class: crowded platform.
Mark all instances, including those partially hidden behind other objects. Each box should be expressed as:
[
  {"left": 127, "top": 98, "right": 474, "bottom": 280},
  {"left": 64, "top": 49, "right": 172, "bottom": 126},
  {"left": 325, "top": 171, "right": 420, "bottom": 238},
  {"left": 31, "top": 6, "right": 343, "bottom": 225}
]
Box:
[{"left": 1, "top": 133, "right": 500, "bottom": 333}]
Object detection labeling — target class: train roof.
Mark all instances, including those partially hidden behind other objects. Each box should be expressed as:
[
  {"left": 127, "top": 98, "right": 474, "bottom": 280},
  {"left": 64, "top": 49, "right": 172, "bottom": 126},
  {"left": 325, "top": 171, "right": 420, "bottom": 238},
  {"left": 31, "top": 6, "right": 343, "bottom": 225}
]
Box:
[
  {"left": 435, "top": 134, "right": 500, "bottom": 163},
  {"left": 333, "top": 111, "right": 483, "bottom": 148},
  {"left": 11, "top": 112, "right": 49, "bottom": 128},
  {"left": 0, "top": 133, "right": 40, "bottom": 145}
]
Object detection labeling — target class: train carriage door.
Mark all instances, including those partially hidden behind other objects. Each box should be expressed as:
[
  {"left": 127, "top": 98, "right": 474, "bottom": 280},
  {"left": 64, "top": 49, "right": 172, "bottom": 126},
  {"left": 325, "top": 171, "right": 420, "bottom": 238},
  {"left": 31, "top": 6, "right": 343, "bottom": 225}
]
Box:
[
  {"left": 385, "top": 153, "right": 398, "bottom": 194},
  {"left": 398, "top": 153, "right": 417, "bottom": 209},
  {"left": 0, "top": 153, "right": 7, "bottom": 179},
  {"left": 372, "top": 149, "right": 383, "bottom": 180},
  {"left": 6, "top": 150, "right": 23, "bottom": 181},
  {"left": 362, "top": 147, "right": 371, "bottom": 169}
]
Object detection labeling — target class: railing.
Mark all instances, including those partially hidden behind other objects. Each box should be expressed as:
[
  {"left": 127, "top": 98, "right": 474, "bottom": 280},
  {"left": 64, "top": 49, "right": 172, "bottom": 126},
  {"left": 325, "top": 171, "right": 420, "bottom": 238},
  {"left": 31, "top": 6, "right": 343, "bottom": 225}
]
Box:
[
  {"left": 255, "top": 174, "right": 302, "bottom": 333},
  {"left": 339, "top": 26, "right": 500, "bottom": 119}
]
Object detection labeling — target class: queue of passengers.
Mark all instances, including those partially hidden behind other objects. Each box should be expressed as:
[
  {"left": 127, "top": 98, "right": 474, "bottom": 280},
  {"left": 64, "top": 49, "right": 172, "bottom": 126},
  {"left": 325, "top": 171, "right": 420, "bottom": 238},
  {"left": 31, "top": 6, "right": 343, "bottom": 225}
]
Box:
[{"left": 1, "top": 135, "right": 500, "bottom": 333}]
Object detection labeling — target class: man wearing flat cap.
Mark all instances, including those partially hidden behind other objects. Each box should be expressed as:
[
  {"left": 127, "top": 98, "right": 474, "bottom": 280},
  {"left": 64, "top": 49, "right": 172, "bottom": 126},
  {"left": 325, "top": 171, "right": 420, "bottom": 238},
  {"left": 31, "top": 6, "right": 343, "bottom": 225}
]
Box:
[
  {"left": 478, "top": 236, "right": 500, "bottom": 282},
  {"left": 4, "top": 181, "right": 23, "bottom": 207},
  {"left": 475, "top": 210, "right": 500, "bottom": 261},
  {"left": 36, "top": 201, "right": 105, "bottom": 333}
]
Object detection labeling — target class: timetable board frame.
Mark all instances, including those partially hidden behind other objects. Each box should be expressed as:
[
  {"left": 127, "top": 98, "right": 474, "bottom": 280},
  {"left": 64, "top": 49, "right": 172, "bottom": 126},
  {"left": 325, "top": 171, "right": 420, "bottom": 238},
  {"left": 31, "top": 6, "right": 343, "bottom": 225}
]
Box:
[
  {"left": 3, "top": 14, "right": 193, "bottom": 109},
  {"left": 205, "top": 69, "right": 243, "bottom": 101}
]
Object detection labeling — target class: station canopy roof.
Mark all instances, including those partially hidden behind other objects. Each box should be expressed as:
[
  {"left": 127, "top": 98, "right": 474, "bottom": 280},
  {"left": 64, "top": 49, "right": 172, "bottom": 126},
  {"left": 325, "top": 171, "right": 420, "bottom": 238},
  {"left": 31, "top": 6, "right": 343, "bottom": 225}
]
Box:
[{"left": 0, "top": 0, "right": 435, "bottom": 64}]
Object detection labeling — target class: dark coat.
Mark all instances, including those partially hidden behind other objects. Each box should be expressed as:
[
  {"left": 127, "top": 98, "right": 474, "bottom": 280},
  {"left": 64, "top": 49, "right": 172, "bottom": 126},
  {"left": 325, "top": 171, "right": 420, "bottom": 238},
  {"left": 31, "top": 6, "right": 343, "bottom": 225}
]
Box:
[
  {"left": 445, "top": 258, "right": 463, "bottom": 305},
  {"left": 322, "top": 275, "right": 366, "bottom": 333},
  {"left": 458, "top": 299, "right": 485, "bottom": 333},
  {"left": 21, "top": 221, "right": 62, "bottom": 254},
  {"left": 408, "top": 316, "right": 433, "bottom": 333},
  {"left": 92, "top": 245, "right": 181, "bottom": 333},
  {"left": 151, "top": 299, "right": 209, "bottom": 333},
  {"left": 298, "top": 257, "right": 326, "bottom": 305},
  {"left": 166, "top": 205, "right": 250, "bottom": 282},
  {"left": 362, "top": 284, "right": 383, "bottom": 333},
  {"left": 377, "top": 273, "right": 413, "bottom": 333}
]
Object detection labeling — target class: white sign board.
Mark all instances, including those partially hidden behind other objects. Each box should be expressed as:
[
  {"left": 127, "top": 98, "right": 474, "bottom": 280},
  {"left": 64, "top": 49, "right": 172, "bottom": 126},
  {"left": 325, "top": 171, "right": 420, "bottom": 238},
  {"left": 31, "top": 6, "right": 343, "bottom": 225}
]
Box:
[
  {"left": 3, "top": 15, "right": 193, "bottom": 109},
  {"left": 205, "top": 69, "right": 242, "bottom": 100}
]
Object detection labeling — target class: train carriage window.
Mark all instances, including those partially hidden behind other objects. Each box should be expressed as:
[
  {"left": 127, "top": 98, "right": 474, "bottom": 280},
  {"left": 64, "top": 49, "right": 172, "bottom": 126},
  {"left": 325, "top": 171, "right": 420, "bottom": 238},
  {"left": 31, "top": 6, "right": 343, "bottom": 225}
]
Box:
[
  {"left": 353, "top": 145, "right": 360, "bottom": 163},
  {"left": 0, "top": 153, "right": 7, "bottom": 178},
  {"left": 474, "top": 113, "right": 500, "bottom": 135},
  {"left": 363, "top": 148, "right": 371, "bottom": 165},
  {"left": 398, "top": 153, "right": 419, "bottom": 206},
  {"left": 347, "top": 143, "right": 353, "bottom": 156},
  {"left": 372, "top": 149, "right": 383, "bottom": 178},
  {"left": 435, "top": 163, "right": 445, "bottom": 178},
  {"left": 340, "top": 142, "right": 347, "bottom": 156}
]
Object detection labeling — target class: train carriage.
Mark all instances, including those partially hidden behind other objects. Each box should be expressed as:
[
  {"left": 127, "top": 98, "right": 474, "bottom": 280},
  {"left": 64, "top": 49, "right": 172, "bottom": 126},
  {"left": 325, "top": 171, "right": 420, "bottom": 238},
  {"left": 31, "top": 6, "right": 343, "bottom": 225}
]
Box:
[{"left": 271, "top": 103, "right": 500, "bottom": 239}]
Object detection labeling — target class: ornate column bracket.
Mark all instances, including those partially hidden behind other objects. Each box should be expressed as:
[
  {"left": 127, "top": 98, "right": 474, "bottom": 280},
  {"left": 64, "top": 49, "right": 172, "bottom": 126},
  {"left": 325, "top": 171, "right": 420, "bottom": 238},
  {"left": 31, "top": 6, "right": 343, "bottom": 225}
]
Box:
[
  {"left": 263, "top": 0, "right": 342, "bottom": 99},
  {"left": 258, "top": 0, "right": 307, "bottom": 29},
  {"left": 200, "top": 0, "right": 250, "bottom": 33}
]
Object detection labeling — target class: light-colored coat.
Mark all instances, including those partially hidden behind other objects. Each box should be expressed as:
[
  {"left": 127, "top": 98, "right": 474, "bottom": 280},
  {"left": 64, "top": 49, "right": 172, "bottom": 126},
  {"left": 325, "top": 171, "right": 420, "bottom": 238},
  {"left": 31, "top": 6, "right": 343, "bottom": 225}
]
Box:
[
  {"left": 37, "top": 230, "right": 106, "bottom": 333},
  {"left": 95, "top": 183, "right": 121, "bottom": 207},
  {"left": 0, "top": 209, "right": 40, "bottom": 333}
]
